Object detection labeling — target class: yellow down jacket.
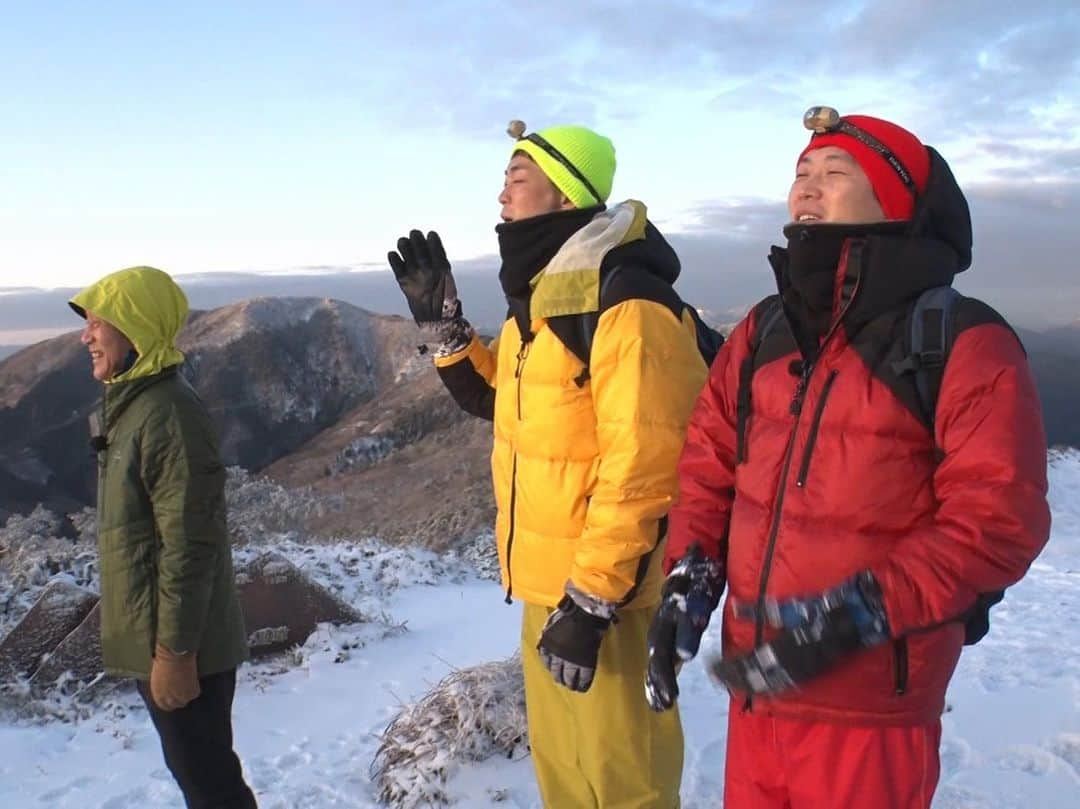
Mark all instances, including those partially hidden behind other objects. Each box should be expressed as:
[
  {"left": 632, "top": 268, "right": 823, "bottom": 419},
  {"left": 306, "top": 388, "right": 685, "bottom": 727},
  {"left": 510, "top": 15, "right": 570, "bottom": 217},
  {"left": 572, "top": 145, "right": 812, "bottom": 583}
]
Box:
[{"left": 435, "top": 202, "right": 708, "bottom": 608}]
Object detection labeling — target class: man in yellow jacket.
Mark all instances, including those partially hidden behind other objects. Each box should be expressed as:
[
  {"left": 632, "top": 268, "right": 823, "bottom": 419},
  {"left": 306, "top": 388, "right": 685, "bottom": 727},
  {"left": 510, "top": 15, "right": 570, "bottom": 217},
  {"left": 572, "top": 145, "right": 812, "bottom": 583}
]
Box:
[{"left": 388, "top": 122, "right": 708, "bottom": 807}]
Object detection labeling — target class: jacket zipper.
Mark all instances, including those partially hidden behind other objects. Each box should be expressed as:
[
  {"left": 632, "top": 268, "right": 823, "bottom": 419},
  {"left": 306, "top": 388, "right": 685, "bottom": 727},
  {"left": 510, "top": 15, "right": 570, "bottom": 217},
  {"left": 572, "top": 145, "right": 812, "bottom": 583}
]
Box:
[
  {"left": 150, "top": 529, "right": 161, "bottom": 652},
  {"left": 504, "top": 341, "right": 531, "bottom": 604},
  {"left": 745, "top": 245, "right": 864, "bottom": 710},
  {"left": 795, "top": 370, "right": 839, "bottom": 487},
  {"left": 893, "top": 638, "right": 909, "bottom": 695},
  {"left": 504, "top": 457, "right": 518, "bottom": 604},
  {"left": 752, "top": 371, "right": 811, "bottom": 651},
  {"left": 514, "top": 342, "right": 529, "bottom": 418}
]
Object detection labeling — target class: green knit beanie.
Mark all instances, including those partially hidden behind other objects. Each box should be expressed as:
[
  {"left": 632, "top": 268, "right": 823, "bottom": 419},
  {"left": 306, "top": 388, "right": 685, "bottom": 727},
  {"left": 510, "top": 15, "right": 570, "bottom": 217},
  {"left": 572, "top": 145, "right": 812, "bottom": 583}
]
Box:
[{"left": 509, "top": 122, "right": 616, "bottom": 208}]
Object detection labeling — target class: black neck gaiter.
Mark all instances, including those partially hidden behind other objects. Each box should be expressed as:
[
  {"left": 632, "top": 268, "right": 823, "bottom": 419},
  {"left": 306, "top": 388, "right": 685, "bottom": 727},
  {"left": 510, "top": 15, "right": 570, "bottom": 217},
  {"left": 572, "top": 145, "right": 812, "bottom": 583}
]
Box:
[
  {"left": 780, "top": 221, "right": 908, "bottom": 338},
  {"left": 496, "top": 206, "right": 603, "bottom": 298}
]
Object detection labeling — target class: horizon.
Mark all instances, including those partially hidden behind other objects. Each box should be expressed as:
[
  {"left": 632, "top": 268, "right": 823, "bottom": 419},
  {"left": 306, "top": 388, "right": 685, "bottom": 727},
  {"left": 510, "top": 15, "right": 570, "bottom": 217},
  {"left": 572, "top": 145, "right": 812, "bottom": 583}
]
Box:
[{"left": 0, "top": 260, "right": 1076, "bottom": 357}]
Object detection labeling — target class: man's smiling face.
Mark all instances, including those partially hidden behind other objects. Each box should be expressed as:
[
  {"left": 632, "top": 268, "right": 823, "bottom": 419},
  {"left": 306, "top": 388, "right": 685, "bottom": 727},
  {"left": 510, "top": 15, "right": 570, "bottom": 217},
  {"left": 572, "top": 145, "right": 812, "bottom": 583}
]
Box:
[
  {"left": 788, "top": 146, "right": 886, "bottom": 225},
  {"left": 80, "top": 310, "right": 133, "bottom": 381}
]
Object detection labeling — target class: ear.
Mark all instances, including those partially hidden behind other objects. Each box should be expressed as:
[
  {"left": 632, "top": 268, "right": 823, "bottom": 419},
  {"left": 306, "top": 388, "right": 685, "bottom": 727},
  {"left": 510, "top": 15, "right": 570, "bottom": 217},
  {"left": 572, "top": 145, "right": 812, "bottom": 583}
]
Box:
[{"left": 559, "top": 196, "right": 576, "bottom": 210}]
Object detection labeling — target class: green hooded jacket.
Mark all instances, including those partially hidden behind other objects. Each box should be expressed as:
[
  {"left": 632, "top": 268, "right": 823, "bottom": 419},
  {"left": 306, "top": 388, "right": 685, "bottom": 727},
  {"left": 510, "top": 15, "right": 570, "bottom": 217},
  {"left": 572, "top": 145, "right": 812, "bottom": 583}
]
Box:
[{"left": 70, "top": 266, "right": 248, "bottom": 679}]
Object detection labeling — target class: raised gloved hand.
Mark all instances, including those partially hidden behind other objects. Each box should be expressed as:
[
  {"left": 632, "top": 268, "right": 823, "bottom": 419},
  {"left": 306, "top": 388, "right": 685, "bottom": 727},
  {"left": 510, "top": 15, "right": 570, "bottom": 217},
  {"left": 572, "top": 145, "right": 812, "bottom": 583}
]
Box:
[
  {"left": 536, "top": 583, "right": 615, "bottom": 693},
  {"left": 708, "top": 570, "right": 890, "bottom": 697},
  {"left": 150, "top": 643, "right": 200, "bottom": 711},
  {"left": 388, "top": 229, "right": 472, "bottom": 357},
  {"left": 645, "top": 542, "right": 725, "bottom": 711}
]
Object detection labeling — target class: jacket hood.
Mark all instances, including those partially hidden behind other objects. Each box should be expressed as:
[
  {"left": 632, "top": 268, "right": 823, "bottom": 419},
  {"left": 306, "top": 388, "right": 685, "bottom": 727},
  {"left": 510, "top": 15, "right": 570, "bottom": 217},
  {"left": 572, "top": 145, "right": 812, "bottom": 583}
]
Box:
[
  {"left": 907, "top": 146, "right": 972, "bottom": 272},
  {"left": 70, "top": 266, "right": 188, "bottom": 384},
  {"left": 529, "top": 200, "right": 661, "bottom": 319},
  {"left": 601, "top": 219, "right": 681, "bottom": 286}
]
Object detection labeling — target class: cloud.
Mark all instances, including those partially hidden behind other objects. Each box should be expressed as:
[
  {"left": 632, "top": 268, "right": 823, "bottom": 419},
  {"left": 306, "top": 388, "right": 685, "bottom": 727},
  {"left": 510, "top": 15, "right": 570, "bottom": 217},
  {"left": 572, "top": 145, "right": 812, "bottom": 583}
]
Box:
[
  {"left": 962, "top": 179, "right": 1080, "bottom": 318},
  {"left": 985, "top": 145, "right": 1080, "bottom": 182},
  {"left": 679, "top": 199, "right": 787, "bottom": 238},
  {"left": 354, "top": 1, "right": 1079, "bottom": 195},
  {"left": 667, "top": 177, "right": 1080, "bottom": 328}
]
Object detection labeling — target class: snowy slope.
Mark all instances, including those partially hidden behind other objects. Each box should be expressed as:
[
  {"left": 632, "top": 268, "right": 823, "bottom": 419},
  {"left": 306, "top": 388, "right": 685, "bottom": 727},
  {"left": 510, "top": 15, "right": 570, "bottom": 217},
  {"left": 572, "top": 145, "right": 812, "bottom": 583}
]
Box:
[{"left": 2, "top": 452, "right": 1079, "bottom": 808}]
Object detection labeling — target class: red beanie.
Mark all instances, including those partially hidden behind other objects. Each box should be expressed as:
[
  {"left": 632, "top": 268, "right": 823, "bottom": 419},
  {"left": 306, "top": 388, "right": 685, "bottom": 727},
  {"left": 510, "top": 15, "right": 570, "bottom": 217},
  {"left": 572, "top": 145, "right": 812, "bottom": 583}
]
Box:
[{"left": 799, "top": 115, "right": 930, "bottom": 220}]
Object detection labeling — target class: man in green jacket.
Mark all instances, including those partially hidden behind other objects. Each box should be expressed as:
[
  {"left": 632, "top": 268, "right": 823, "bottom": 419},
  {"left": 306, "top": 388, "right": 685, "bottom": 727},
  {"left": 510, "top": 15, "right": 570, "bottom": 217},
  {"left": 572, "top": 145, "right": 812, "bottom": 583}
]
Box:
[{"left": 70, "top": 266, "right": 256, "bottom": 809}]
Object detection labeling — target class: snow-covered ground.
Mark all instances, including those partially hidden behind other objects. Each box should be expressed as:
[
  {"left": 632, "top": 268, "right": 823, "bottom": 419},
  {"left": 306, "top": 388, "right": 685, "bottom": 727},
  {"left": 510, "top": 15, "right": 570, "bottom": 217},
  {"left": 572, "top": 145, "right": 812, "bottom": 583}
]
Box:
[{"left": 2, "top": 451, "right": 1079, "bottom": 808}]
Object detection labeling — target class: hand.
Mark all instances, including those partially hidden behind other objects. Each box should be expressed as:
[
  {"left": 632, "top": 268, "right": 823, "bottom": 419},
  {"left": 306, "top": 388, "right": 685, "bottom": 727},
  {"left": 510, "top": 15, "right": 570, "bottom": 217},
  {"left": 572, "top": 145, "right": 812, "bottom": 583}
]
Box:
[
  {"left": 645, "top": 542, "right": 725, "bottom": 711},
  {"left": 150, "top": 643, "right": 200, "bottom": 711},
  {"left": 536, "top": 587, "right": 614, "bottom": 693},
  {"left": 388, "top": 229, "right": 473, "bottom": 356},
  {"left": 708, "top": 571, "right": 889, "bottom": 696},
  {"left": 388, "top": 229, "right": 460, "bottom": 325}
]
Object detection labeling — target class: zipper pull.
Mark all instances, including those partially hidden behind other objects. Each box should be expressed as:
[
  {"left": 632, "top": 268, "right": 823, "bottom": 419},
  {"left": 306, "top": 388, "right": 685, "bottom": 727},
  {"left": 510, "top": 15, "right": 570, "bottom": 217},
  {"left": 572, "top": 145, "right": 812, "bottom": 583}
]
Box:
[
  {"left": 790, "top": 362, "right": 814, "bottom": 415},
  {"left": 514, "top": 342, "right": 527, "bottom": 378}
]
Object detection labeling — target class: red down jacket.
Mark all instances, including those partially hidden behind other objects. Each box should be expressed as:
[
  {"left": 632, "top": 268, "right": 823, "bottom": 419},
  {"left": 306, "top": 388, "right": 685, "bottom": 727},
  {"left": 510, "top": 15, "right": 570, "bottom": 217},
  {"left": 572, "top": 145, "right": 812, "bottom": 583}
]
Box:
[{"left": 667, "top": 153, "right": 1051, "bottom": 726}]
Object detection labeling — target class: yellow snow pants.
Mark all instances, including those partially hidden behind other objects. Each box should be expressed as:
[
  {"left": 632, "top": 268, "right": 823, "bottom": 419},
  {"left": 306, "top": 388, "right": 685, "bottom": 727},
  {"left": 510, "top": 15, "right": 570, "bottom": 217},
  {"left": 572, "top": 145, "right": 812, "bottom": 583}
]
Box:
[{"left": 521, "top": 602, "right": 683, "bottom": 808}]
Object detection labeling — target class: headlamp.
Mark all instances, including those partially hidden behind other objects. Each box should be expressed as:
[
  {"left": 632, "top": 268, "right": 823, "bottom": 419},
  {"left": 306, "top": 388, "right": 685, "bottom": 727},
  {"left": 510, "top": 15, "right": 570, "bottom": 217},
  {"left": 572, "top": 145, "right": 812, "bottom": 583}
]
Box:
[{"left": 802, "top": 106, "right": 916, "bottom": 193}]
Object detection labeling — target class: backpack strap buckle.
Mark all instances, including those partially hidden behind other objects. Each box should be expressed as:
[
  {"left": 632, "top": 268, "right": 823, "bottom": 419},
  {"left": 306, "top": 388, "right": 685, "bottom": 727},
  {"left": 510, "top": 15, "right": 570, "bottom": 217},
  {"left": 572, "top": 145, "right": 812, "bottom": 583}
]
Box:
[
  {"left": 890, "top": 355, "right": 918, "bottom": 375},
  {"left": 890, "top": 348, "right": 945, "bottom": 376},
  {"left": 917, "top": 349, "right": 945, "bottom": 368}
]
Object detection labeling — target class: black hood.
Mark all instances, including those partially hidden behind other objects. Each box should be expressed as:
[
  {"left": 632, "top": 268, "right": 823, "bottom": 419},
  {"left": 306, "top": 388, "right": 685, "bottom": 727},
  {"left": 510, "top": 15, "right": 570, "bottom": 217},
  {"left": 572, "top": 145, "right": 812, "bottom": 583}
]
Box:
[
  {"left": 907, "top": 146, "right": 972, "bottom": 272},
  {"left": 600, "top": 221, "right": 682, "bottom": 286}
]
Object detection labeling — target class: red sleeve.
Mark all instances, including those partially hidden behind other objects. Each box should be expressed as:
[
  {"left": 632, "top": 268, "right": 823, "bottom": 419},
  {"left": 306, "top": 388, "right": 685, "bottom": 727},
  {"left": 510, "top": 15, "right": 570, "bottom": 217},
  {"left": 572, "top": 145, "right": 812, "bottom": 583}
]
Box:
[
  {"left": 665, "top": 314, "right": 753, "bottom": 572},
  {"left": 871, "top": 323, "right": 1051, "bottom": 635}
]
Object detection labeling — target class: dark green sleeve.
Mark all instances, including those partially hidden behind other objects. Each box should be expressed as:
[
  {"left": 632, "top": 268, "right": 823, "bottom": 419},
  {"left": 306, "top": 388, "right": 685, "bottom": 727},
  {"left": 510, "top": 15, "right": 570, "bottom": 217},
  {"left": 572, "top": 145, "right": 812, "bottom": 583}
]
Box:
[{"left": 140, "top": 400, "right": 227, "bottom": 653}]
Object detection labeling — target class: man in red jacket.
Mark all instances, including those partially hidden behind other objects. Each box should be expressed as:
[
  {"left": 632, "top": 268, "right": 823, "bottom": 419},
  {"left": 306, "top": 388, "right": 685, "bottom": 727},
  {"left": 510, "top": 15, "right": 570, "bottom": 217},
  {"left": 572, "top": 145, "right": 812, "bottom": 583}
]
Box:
[{"left": 645, "top": 107, "right": 1051, "bottom": 808}]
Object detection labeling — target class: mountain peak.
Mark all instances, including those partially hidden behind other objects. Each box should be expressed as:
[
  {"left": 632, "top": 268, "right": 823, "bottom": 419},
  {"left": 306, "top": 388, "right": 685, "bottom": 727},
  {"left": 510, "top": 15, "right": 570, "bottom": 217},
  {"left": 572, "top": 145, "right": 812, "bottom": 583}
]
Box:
[{"left": 182, "top": 296, "right": 374, "bottom": 349}]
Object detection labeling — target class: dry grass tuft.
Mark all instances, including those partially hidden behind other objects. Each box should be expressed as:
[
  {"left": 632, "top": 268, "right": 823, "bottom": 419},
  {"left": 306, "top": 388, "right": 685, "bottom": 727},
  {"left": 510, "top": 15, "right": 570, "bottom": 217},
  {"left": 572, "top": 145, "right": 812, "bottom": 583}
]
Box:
[{"left": 371, "top": 654, "right": 527, "bottom": 807}]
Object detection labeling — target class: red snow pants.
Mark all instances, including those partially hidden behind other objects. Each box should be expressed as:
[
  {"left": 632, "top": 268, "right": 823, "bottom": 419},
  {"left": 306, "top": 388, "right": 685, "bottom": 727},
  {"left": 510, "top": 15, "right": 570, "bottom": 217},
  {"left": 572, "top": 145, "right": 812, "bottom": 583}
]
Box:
[{"left": 724, "top": 704, "right": 941, "bottom": 809}]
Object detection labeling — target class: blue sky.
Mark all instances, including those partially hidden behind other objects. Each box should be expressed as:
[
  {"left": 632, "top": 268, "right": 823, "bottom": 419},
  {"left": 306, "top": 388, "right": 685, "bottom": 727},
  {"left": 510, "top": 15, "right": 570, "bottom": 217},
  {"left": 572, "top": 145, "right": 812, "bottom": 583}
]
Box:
[{"left": 1, "top": 0, "right": 1078, "bottom": 311}]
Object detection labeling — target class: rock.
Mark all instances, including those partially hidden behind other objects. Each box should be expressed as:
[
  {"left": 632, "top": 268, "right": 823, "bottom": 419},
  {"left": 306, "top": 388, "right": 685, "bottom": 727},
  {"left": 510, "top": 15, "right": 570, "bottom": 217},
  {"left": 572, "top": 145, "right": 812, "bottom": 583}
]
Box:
[
  {"left": 0, "top": 579, "right": 98, "bottom": 679},
  {"left": 236, "top": 552, "right": 364, "bottom": 656},
  {"left": 29, "top": 601, "right": 102, "bottom": 691},
  {"left": 6, "top": 551, "right": 365, "bottom": 694}
]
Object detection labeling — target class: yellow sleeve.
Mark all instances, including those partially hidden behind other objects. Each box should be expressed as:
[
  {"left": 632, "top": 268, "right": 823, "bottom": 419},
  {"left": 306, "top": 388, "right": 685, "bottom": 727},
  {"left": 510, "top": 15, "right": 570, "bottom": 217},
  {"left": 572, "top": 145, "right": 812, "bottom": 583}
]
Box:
[{"left": 570, "top": 299, "right": 708, "bottom": 602}]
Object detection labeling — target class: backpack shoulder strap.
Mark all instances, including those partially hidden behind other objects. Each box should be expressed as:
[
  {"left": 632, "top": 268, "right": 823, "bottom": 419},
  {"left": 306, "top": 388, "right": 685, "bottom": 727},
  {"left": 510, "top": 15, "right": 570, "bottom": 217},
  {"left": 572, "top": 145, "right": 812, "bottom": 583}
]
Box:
[
  {"left": 751, "top": 297, "right": 786, "bottom": 359},
  {"left": 685, "top": 305, "right": 725, "bottom": 367},
  {"left": 735, "top": 296, "right": 786, "bottom": 463},
  {"left": 891, "top": 285, "right": 959, "bottom": 428}
]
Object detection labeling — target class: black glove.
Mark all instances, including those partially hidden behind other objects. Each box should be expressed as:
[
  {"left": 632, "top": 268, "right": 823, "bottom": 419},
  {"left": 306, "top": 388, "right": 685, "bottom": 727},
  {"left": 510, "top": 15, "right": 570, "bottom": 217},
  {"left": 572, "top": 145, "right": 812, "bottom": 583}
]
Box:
[
  {"left": 708, "top": 570, "right": 890, "bottom": 696},
  {"left": 388, "top": 229, "right": 457, "bottom": 323},
  {"left": 537, "top": 588, "right": 614, "bottom": 693},
  {"left": 645, "top": 542, "right": 725, "bottom": 711},
  {"left": 388, "top": 229, "right": 472, "bottom": 356}
]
